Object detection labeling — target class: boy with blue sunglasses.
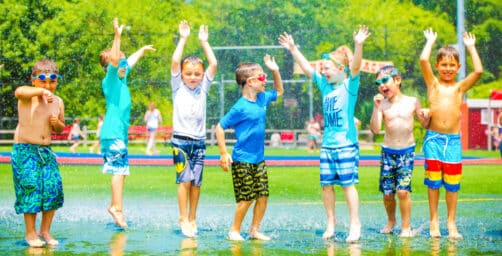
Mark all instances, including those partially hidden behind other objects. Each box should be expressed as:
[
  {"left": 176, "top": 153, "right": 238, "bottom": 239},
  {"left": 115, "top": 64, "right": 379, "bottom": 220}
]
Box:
[
  {"left": 12, "top": 59, "right": 66, "bottom": 247},
  {"left": 369, "top": 65, "right": 430, "bottom": 237},
  {"left": 98, "top": 17, "right": 155, "bottom": 228}
]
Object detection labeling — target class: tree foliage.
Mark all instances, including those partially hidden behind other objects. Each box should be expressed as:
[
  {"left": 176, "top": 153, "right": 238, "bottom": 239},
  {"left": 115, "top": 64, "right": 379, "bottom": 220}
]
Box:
[{"left": 1, "top": 0, "right": 501, "bottom": 130}]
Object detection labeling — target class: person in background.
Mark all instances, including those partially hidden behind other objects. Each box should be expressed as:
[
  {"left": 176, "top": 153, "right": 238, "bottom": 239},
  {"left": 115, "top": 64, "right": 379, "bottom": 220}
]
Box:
[{"left": 144, "top": 102, "right": 162, "bottom": 155}]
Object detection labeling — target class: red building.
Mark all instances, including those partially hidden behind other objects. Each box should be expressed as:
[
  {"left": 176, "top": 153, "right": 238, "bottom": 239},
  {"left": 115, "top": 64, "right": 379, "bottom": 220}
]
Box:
[{"left": 466, "top": 90, "right": 502, "bottom": 150}]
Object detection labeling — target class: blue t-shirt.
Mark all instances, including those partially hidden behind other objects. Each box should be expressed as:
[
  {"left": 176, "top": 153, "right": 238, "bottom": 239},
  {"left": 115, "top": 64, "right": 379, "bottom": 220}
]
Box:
[
  {"left": 100, "top": 63, "right": 132, "bottom": 143},
  {"left": 312, "top": 71, "right": 360, "bottom": 148},
  {"left": 219, "top": 90, "right": 277, "bottom": 164}
]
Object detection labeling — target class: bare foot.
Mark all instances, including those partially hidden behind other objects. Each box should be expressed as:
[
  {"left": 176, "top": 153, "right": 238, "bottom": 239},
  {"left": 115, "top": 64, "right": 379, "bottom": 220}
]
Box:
[
  {"left": 25, "top": 233, "right": 45, "bottom": 248},
  {"left": 429, "top": 221, "right": 441, "bottom": 238},
  {"left": 39, "top": 232, "right": 59, "bottom": 246},
  {"left": 447, "top": 223, "right": 463, "bottom": 240},
  {"left": 179, "top": 220, "right": 195, "bottom": 238},
  {"left": 379, "top": 221, "right": 396, "bottom": 234},
  {"left": 346, "top": 224, "right": 361, "bottom": 243},
  {"left": 108, "top": 206, "right": 128, "bottom": 228},
  {"left": 190, "top": 221, "right": 198, "bottom": 235},
  {"left": 399, "top": 228, "right": 414, "bottom": 238},
  {"left": 322, "top": 221, "right": 337, "bottom": 239}
]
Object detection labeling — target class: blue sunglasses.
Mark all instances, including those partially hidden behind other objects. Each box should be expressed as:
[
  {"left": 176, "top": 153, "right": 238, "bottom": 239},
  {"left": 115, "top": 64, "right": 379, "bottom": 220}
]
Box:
[
  {"left": 375, "top": 75, "right": 392, "bottom": 87},
  {"left": 32, "top": 73, "right": 62, "bottom": 81},
  {"left": 118, "top": 59, "right": 128, "bottom": 68}
]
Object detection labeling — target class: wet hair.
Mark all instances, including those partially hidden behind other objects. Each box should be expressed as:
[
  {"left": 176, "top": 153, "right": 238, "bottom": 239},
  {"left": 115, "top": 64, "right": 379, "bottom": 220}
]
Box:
[
  {"left": 235, "top": 62, "right": 261, "bottom": 87},
  {"left": 99, "top": 48, "right": 126, "bottom": 71},
  {"left": 436, "top": 46, "right": 459, "bottom": 64},
  {"left": 32, "top": 59, "right": 59, "bottom": 76},
  {"left": 375, "top": 65, "right": 402, "bottom": 87},
  {"left": 181, "top": 55, "right": 205, "bottom": 72}
]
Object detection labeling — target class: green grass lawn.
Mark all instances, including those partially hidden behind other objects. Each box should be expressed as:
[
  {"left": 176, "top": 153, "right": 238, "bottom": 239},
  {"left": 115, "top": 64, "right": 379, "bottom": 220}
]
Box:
[
  {"left": 0, "top": 148, "right": 500, "bottom": 255},
  {"left": 1, "top": 144, "right": 501, "bottom": 158}
]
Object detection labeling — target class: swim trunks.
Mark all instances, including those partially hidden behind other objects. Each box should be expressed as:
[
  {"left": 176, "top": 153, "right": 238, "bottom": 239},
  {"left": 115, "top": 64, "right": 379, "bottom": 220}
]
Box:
[
  {"left": 231, "top": 161, "right": 269, "bottom": 202},
  {"left": 11, "top": 144, "right": 64, "bottom": 214},
  {"left": 379, "top": 144, "right": 415, "bottom": 195},
  {"left": 320, "top": 144, "right": 359, "bottom": 187},
  {"left": 171, "top": 136, "right": 205, "bottom": 186},
  {"left": 101, "top": 139, "right": 130, "bottom": 175},
  {"left": 423, "top": 130, "right": 462, "bottom": 192}
]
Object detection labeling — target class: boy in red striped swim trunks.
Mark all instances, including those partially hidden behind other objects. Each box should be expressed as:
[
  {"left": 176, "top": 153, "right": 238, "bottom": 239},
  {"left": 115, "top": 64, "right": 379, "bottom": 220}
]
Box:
[{"left": 419, "top": 28, "right": 483, "bottom": 239}]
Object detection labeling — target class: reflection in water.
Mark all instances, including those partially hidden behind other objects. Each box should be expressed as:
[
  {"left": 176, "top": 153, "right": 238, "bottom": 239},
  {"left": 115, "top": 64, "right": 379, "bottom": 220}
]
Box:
[
  {"left": 326, "top": 241, "right": 361, "bottom": 256},
  {"left": 109, "top": 232, "right": 127, "bottom": 256},
  {"left": 180, "top": 238, "right": 197, "bottom": 256},
  {"left": 229, "top": 241, "right": 264, "bottom": 256},
  {"left": 25, "top": 246, "right": 53, "bottom": 256},
  {"left": 400, "top": 237, "right": 411, "bottom": 256}
]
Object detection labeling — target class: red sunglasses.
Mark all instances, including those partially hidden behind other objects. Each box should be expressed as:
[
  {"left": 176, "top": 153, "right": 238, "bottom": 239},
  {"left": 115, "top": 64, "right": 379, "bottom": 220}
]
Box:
[{"left": 249, "top": 73, "right": 267, "bottom": 82}]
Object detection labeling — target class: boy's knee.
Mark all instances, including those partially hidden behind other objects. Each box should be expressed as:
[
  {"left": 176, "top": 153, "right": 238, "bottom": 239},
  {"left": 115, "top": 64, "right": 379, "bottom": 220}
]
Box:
[{"left": 396, "top": 190, "right": 410, "bottom": 200}]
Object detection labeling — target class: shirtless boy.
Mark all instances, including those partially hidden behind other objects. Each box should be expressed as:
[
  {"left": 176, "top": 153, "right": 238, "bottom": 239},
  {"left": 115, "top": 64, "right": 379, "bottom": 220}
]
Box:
[
  {"left": 420, "top": 28, "right": 483, "bottom": 239},
  {"left": 370, "top": 65, "right": 430, "bottom": 237},
  {"left": 12, "top": 59, "right": 66, "bottom": 247}
]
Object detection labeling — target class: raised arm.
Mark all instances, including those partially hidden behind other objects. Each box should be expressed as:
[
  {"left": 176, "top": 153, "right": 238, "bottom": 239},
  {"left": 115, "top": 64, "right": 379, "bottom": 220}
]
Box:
[
  {"left": 171, "top": 20, "right": 190, "bottom": 75},
  {"left": 110, "top": 17, "right": 124, "bottom": 68},
  {"left": 351, "top": 25, "right": 370, "bottom": 77},
  {"left": 459, "top": 32, "right": 483, "bottom": 92},
  {"left": 369, "top": 94, "right": 383, "bottom": 134},
  {"left": 420, "top": 28, "right": 437, "bottom": 87},
  {"left": 15, "top": 86, "right": 53, "bottom": 103},
  {"left": 278, "top": 32, "right": 314, "bottom": 78},
  {"left": 264, "top": 54, "right": 283, "bottom": 96},
  {"left": 215, "top": 123, "right": 232, "bottom": 172},
  {"left": 199, "top": 24, "right": 217, "bottom": 80},
  {"left": 127, "top": 45, "right": 156, "bottom": 68}
]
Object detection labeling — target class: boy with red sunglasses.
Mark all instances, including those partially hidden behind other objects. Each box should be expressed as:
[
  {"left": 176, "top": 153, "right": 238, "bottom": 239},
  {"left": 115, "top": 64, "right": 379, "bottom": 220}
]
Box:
[
  {"left": 215, "top": 55, "right": 283, "bottom": 241},
  {"left": 12, "top": 59, "right": 66, "bottom": 247},
  {"left": 369, "top": 65, "right": 430, "bottom": 237}
]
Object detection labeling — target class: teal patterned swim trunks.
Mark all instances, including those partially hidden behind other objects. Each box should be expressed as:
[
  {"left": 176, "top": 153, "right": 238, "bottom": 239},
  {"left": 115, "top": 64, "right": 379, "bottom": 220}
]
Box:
[{"left": 11, "top": 144, "right": 64, "bottom": 214}]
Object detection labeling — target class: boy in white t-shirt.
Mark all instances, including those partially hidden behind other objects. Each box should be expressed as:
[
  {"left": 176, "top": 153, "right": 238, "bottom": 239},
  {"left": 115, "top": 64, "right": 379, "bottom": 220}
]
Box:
[{"left": 170, "top": 20, "right": 217, "bottom": 237}]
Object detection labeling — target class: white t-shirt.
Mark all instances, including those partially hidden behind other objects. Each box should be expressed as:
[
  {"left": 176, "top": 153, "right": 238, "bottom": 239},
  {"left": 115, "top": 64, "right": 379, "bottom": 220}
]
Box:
[
  {"left": 146, "top": 109, "right": 161, "bottom": 129},
  {"left": 170, "top": 72, "right": 212, "bottom": 140}
]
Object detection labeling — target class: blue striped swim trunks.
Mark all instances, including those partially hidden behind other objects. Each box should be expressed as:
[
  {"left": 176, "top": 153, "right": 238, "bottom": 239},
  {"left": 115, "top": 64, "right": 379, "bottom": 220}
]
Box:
[{"left": 319, "top": 144, "right": 359, "bottom": 187}]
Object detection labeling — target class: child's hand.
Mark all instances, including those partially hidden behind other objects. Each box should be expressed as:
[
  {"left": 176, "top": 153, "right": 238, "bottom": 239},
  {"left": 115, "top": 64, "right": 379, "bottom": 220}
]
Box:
[
  {"left": 278, "top": 32, "right": 296, "bottom": 51},
  {"left": 423, "top": 28, "right": 437, "bottom": 43},
  {"left": 419, "top": 108, "right": 430, "bottom": 120},
  {"left": 463, "top": 32, "right": 476, "bottom": 47},
  {"left": 113, "top": 17, "right": 125, "bottom": 36},
  {"left": 373, "top": 93, "right": 384, "bottom": 107},
  {"left": 219, "top": 153, "right": 233, "bottom": 172},
  {"left": 353, "top": 25, "right": 370, "bottom": 44},
  {"left": 179, "top": 20, "right": 190, "bottom": 39},
  {"left": 49, "top": 113, "right": 59, "bottom": 127},
  {"left": 264, "top": 54, "right": 279, "bottom": 72},
  {"left": 142, "top": 45, "right": 157, "bottom": 53},
  {"left": 41, "top": 89, "right": 53, "bottom": 104},
  {"left": 198, "top": 24, "right": 209, "bottom": 42}
]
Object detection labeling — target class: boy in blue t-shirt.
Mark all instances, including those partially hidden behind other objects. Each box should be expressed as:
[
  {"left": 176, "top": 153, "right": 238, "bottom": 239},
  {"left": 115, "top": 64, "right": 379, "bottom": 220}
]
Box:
[
  {"left": 98, "top": 17, "right": 155, "bottom": 228},
  {"left": 279, "top": 26, "right": 370, "bottom": 242},
  {"left": 215, "top": 55, "right": 283, "bottom": 241}
]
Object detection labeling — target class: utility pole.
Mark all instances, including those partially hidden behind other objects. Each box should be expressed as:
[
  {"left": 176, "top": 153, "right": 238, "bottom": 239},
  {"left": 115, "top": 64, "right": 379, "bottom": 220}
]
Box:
[{"left": 457, "top": 0, "right": 466, "bottom": 81}]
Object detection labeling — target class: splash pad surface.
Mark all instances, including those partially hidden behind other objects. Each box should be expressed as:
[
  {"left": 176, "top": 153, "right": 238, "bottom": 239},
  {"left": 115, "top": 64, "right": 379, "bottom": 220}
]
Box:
[{"left": 0, "top": 158, "right": 501, "bottom": 255}]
